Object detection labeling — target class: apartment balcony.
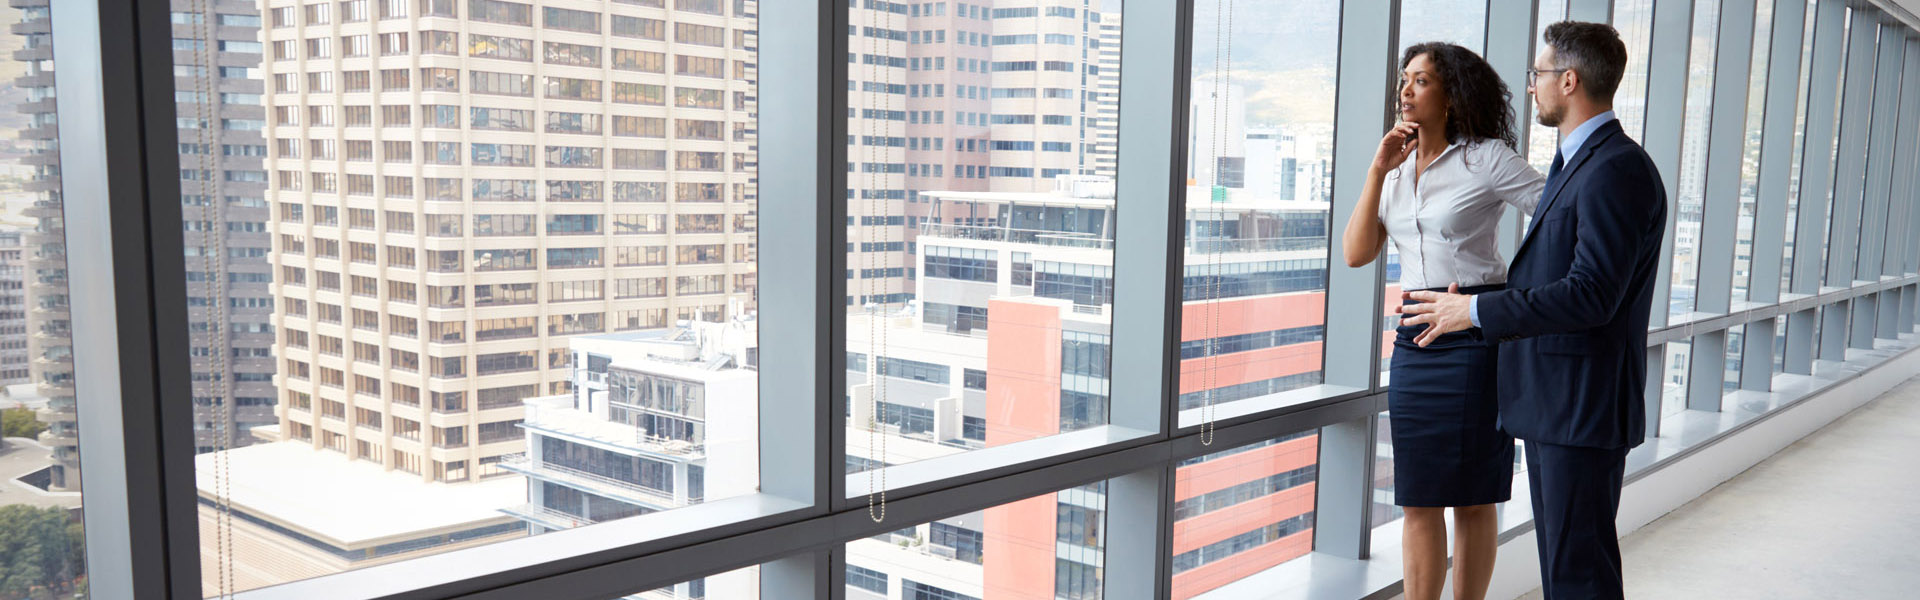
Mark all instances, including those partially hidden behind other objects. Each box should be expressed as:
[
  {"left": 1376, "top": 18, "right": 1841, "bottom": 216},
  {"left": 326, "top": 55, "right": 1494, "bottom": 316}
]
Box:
[
  {"left": 21, "top": 202, "right": 62, "bottom": 219},
  {"left": 35, "top": 423, "right": 76, "bottom": 450},
  {"left": 498, "top": 453, "right": 686, "bottom": 511},
  {"left": 13, "top": 71, "right": 50, "bottom": 89},
  {"left": 499, "top": 502, "right": 596, "bottom": 532},
  {"left": 11, "top": 47, "right": 49, "bottom": 64},
  {"left": 519, "top": 395, "right": 707, "bottom": 460},
  {"left": 918, "top": 223, "right": 1112, "bottom": 250}
]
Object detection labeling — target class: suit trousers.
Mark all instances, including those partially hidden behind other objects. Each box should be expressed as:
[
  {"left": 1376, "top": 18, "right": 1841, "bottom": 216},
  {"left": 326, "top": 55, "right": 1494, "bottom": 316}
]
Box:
[{"left": 1523, "top": 440, "right": 1629, "bottom": 600}]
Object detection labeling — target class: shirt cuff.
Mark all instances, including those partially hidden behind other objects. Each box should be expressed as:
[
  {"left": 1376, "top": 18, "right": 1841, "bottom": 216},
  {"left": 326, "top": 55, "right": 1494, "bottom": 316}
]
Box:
[{"left": 1469, "top": 295, "right": 1481, "bottom": 328}]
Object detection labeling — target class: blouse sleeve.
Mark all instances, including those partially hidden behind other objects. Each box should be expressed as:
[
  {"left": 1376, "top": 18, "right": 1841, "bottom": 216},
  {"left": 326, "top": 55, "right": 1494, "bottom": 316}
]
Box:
[
  {"left": 1489, "top": 143, "right": 1548, "bottom": 217},
  {"left": 1377, "top": 167, "right": 1397, "bottom": 222}
]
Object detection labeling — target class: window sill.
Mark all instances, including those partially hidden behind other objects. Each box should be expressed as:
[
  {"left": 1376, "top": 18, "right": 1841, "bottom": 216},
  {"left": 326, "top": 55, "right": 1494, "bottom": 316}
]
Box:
[{"left": 235, "top": 492, "right": 813, "bottom": 600}]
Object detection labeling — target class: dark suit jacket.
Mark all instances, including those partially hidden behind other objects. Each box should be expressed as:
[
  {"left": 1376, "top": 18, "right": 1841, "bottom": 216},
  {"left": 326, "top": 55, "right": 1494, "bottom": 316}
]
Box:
[{"left": 1477, "top": 119, "right": 1667, "bottom": 450}]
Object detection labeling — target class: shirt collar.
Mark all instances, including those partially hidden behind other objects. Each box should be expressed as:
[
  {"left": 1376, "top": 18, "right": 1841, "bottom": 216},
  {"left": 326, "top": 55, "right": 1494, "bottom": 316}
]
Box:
[{"left": 1558, "top": 110, "right": 1617, "bottom": 161}]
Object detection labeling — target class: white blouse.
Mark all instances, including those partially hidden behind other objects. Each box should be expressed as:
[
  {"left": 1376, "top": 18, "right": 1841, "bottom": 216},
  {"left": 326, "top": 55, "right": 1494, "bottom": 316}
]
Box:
[{"left": 1377, "top": 137, "right": 1546, "bottom": 291}]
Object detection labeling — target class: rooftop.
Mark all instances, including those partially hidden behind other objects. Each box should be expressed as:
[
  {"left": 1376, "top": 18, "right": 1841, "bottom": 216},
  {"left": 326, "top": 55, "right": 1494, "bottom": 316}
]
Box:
[
  {"left": 194, "top": 442, "right": 525, "bottom": 548},
  {"left": 0, "top": 437, "right": 80, "bottom": 511}
]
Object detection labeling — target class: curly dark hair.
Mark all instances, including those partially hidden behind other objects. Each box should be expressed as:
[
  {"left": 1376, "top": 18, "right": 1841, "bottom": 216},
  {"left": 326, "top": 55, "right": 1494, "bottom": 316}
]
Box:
[{"left": 1400, "top": 42, "right": 1519, "bottom": 151}]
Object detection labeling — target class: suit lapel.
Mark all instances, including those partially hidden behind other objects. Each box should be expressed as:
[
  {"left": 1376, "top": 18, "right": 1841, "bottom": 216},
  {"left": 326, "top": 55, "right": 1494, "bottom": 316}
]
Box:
[{"left": 1514, "top": 121, "right": 1623, "bottom": 263}]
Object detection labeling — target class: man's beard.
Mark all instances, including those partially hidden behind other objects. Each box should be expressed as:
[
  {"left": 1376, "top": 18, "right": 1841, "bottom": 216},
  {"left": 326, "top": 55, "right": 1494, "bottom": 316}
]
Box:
[{"left": 1535, "top": 102, "right": 1565, "bottom": 127}]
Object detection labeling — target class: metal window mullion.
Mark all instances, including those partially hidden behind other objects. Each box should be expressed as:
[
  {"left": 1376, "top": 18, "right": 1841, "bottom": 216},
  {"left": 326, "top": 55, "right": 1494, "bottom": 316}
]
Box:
[
  {"left": 1688, "top": 0, "right": 1759, "bottom": 411},
  {"left": 1317, "top": 0, "right": 1400, "bottom": 559},
  {"left": 55, "top": 0, "right": 202, "bottom": 597},
  {"left": 1104, "top": 464, "right": 1174, "bottom": 600},
  {"left": 1488, "top": 0, "right": 1538, "bottom": 262},
  {"left": 1783, "top": 0, "right": 1849, "bottom": 374},
  {"left": 1856, "top": 27, "right": 1909, "bottom": 285},
  {"left": 1107, "top": 0, "right": 1188, "bottom": 595},
  {"left": 762, "top": 552, "right": 830, "bottom": 600},
  {"left": 1874, "top": 36, "right": 1920, "bottom": 339},
  {"left": 1850, "top": 24, "right": 1904, "bottom": 346},
  {"left": 1817, "top": 9, "right": 1882, "bottom": 359},
  {"left": 1325, "top": 0, "right": 1396, "bottom": 394},
  {"left": 1639, "top": 0, "right": 1694, "bottom": 426},
  {"left": 1739, "top": 0, "right": 1812, "bottom": 391},
  {"left": 1112, "top": 0, "right": 1182, "bottom": 439},
  {"left": 1642, "top": 0, "right": 1697, "bottom": 333},
  {"left": 1569, "top": 0, "right": 1612, "bottom": 23},
  {"left": 1908, "top": 42, "right": 1920, "bottom": 286},
  {"left": 825, "top": 0, "right": 854, "bottom": 515},
  {"left": 761, "top": 0, "right": 831, "bottom": 517}
]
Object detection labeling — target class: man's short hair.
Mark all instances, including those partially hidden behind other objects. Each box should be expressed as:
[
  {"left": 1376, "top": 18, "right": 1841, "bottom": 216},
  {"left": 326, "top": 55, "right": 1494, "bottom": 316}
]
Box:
[{"left": 1544, "top": 21, "right": 1628, "bottom": 101}]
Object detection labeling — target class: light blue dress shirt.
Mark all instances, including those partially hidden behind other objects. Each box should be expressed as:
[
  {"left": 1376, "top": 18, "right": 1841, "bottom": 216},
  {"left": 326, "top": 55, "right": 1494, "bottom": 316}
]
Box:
[{"left": 1468, "top": 111, "right": 1619, "bottom": 328}]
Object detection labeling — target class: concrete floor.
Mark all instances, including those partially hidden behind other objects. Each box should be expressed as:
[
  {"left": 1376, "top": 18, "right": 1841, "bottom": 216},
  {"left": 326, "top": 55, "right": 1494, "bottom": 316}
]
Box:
[{"left": 1513, "top": 375, "right": 1920, "bottom": 599}]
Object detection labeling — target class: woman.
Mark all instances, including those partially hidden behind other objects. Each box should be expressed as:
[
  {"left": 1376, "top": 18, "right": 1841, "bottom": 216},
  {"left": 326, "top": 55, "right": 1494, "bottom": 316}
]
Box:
[{"left": 1342, "top": 43, "right": 1545, "bottom": 600}]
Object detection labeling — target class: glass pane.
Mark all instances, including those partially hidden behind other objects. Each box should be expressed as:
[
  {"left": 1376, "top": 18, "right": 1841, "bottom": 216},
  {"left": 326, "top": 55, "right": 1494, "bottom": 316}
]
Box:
[
  {"left": 1371, "top": 414, "right": 1401, "bottom": 527},
  {"left": 1780, "top": 0, "right": 1818, "bottom": 294},
  {"left": 1723, "top": 324, "right": 1746, "bottom": 394},
  {"left": 1172, "top": 430, "right": 1318, "bottom": 597},
  {"left": 1772, "top": 316, "right": 1789, "bottom": 373},
  {"left": 1180, "top": 0, "right": 1338, "bottom": 422},
  {"left": 845, "top": 483, "right": 1106, "bottom": 600},
  {"left": 1670, "top": 0, "right": 1722, "bottom": 318},
  {"left": 1614, "top": 0, "right": 1656, "bottom": 141},
  {"left": 1399, "top": 0, "right": 1489, "bottom": 54},
  {"left": 1730, "top": 0, "right": 1774, "bottom": 305},
  {"left": 190, "top": 1, "right": 761, "bottom": 593},
  {"left": 0, "top": 1, "right": 88, "bottom": 597},
  {"left": 844, "top": 1, "right": 1125, "bottom": 474},
  {"left": 1662, "top": 340, "right": 1691, "bottom": 417},
  {"left": 1526, "top": 0, "right": 1569, "bottom": 173}
]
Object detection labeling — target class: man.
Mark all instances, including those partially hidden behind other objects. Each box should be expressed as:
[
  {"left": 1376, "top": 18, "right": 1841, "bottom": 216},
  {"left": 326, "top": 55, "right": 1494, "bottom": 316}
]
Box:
[{"left": 1399, "top": 21, "right": 1667, "bottom": 600}]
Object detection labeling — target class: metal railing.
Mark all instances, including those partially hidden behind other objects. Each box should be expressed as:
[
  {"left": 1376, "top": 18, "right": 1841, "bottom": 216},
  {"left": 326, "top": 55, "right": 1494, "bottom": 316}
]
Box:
[
  {"left": 917, "top": 223, "right": 1114, "bottom": 249},
  {"left": 499, "top": 453, "right": 685, "bottom": 509}
]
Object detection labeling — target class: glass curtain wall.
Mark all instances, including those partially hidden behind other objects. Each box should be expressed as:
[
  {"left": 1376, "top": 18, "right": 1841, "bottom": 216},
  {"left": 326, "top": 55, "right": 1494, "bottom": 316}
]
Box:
[{"left": 32, "top": 0, "right": 1920, "bottom": 598}]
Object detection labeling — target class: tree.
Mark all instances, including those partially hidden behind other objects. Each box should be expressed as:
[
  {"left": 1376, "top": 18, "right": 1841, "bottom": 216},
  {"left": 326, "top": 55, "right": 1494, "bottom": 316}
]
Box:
[
  {"left": 0, "top": 408, "right": 45, "bottom": 441},
  {"left": 0, "top": 505, "right": 84, "bottom": 600}
]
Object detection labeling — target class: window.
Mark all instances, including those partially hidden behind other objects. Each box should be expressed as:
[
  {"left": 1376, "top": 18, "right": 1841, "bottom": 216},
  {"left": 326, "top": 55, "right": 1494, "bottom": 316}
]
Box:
[
  {"left": 468, "top": 0, "right": 531, "bottom": 25},
  {"left": 1181, "top": 0, "right": 1336, "bottom": 421},
  {"left": 543, "top": 42, "right": 601, "bottom": 68},
  {"left": 1667, "top": 0, "right": 1723, "bottom": 318},
  {"left": 542, "top": 6, "right": 599, "bottom": 33},
  {"left": 470, "top": 70, "right": 532, "bottom": 96},
  {"left": 846, "top": 485, "right": 1105, "bottom": 600},
  {"left": 470, "top": 107, "right": 532, "bottom": 131},
  {"left": 1172, "top": 430, "right": 1318, "bottom": 594},
  {"left": 468, "top": 33, "right": 532, "bottom": 61},
  {"left": 613, "top": 49, "right": 666, "bottom": 73}
]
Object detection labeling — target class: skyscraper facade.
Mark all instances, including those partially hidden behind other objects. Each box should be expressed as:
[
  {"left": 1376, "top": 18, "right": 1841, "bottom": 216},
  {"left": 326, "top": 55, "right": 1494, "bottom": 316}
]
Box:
[
  {"left": 0, "top": 231, "right": 28, "bottom": 385},
  {"left": 15, "top": 0, "right": 78, "bottom": 490},
  {"left": 173, "top": 1, "right": 281, "bottom": 455},
  {"left": 262, "top": 0, "right": 761, "bottom": 482}
]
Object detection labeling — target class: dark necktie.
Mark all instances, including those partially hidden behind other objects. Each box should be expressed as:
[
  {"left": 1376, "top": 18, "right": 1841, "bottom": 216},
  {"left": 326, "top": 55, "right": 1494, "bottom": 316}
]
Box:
[{"left": 1547, "top": 150, "right": 1565, "bottom": 189}]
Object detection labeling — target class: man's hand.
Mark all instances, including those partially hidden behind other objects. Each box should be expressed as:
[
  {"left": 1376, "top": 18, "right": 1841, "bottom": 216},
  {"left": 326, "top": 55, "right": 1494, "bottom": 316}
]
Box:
[{"left": 1400, "top": 282, "right": 1472, "bottom": 347}]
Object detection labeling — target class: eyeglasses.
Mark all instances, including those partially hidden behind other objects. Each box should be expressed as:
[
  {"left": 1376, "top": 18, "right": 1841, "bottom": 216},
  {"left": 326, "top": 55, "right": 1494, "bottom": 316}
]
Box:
[{"left": 1525, "top": 68, "right": 1571, "bottom": 88}]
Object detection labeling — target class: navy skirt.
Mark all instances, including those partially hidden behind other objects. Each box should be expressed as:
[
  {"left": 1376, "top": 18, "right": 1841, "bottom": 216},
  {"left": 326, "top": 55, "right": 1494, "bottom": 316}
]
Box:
[{"left": 1388, "top": 283, "right": 1514, "bottom": 507}]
